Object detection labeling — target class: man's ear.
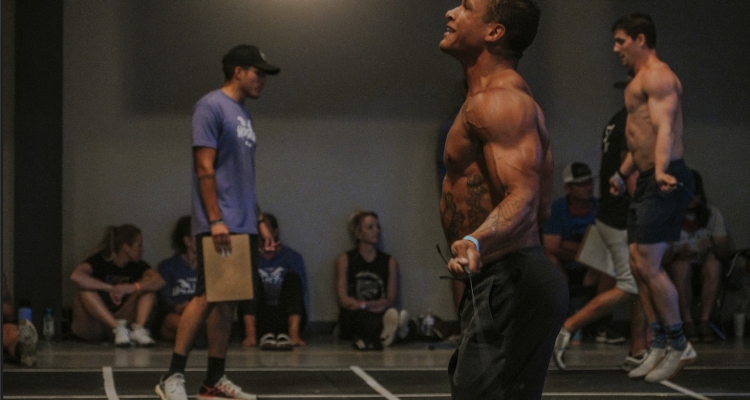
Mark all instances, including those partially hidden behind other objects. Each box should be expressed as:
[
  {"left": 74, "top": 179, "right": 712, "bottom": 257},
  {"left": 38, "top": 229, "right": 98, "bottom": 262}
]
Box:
[
  {"left": 486, "top": 23, "right": 506, "bottom": 44},
  {"left": 232, "top": 65, "right": 244, "bottom": 80},
  {"left": 635, "top": 33, "right": 647, "bottom": 48}
]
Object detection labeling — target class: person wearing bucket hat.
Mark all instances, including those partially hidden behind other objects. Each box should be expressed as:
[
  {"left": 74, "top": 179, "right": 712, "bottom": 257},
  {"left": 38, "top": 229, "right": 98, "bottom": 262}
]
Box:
[{"left": 156, "top": 44, "right": 280, "bottom": 400}]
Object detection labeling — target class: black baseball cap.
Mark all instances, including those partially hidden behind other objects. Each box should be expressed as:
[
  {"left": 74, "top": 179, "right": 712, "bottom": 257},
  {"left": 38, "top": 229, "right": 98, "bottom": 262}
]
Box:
[{"left": 222, "top": 45, "right": 280, "bottom": 75}]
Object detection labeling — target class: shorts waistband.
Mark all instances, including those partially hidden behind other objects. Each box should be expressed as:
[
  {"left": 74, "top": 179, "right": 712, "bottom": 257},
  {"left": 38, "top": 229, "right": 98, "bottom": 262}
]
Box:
[{"left": 638, "top": 159, "right": 686, "bottom": 178}]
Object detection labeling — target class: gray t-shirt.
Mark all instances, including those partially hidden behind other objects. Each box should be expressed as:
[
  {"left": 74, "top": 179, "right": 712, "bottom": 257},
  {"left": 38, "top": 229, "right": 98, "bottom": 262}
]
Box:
[{"left": 191, "top": 89, "right": 258, "bottom": 235}]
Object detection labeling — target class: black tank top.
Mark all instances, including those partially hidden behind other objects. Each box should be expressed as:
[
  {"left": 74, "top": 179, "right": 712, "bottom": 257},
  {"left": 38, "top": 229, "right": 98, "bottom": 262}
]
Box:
[
  {"left": 346, "top": 249, "right": 390, "bottom": 300},
  {"left": 597, "top": 108, "right": 630, "bottom": 229}
]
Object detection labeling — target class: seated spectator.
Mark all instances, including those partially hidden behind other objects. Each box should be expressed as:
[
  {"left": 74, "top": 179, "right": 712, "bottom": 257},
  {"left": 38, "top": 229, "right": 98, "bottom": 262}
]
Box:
[
  {"left": 70, "top": 224, "right": 165, "bottom": 347},
  {"left": 543, "top": 162, "right": 599, "bottom": 340},
  {"left": 335, "top": 209, "right": 409, "bottom": 351},
  {"left": 156, "top": 216, "right": 205, "bottom": 346},
  {"left": 239, "top": 213, "right": 309, "bottom": 350},
  {"left": 2, "top": 272, "right": 38, "bottom": 367},
  {"left": 666, "top": 170, "right": 730, "bottom": 342}
]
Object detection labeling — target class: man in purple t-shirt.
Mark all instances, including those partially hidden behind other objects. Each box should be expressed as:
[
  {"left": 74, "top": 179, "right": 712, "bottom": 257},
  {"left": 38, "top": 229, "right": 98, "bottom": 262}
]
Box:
[{"left": 156, "top": 45, "right": 279, "bottom": 400}]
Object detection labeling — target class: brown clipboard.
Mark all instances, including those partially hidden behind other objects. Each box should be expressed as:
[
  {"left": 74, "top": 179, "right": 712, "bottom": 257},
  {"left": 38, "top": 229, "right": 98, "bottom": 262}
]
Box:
[{"left": 202, "top": 234, "right": 254, "bottom": 302}]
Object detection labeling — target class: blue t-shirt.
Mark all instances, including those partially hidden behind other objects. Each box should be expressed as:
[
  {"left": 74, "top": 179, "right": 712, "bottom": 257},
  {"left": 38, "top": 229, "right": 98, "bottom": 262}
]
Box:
[
  {"left": 157, "top": 253, "right": 197, "bottom": 310},
  {"left": 191, "top": 89, "right": 258, "bottom": 235},
  {"left": 543, "top": 196, "right": 598, "bottom": 242},
  {"left": 258, "top": 245, "right": 309, "bottom": 312}
]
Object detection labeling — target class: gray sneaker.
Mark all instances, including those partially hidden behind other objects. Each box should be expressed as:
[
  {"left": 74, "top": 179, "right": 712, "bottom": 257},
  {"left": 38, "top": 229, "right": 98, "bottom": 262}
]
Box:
[
  {"left": 645, "top": 342, "right": 697, "bottom": 382},
  {"left": 155, "top": 373, "right": 188, "bottom": 400},
  {"left": 17, "top": 320, "right": 38, "bottom": 367},
  {"left": 552, "top": 328, "right": 571, "bottom": 370},
  {"left": 628, "top": 347, "right": 666, "bottom": 379}
]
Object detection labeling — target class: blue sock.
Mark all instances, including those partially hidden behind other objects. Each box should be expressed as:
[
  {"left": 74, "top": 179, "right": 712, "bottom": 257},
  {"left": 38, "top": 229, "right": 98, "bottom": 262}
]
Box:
[
  {"left": 650, "top": 322, "right": 667, "bottom": 349},
  {"left": 665, "top": 322, "right": 687, "bottom": 351}
]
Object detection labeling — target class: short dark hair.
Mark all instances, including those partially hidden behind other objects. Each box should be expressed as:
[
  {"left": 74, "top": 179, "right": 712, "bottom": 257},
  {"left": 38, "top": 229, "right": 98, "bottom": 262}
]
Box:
[
  {"left": 612, "top": 13, "right": 656, "bottom": 49},
  {"left": 484, "top": 0, "right": 541, "bottom": 59},
  {"left": 260, "top": 212, "right": 278, "bottom": 231},
  {"left": 171, "top": 216, "right": 192, "bottom": 254}
]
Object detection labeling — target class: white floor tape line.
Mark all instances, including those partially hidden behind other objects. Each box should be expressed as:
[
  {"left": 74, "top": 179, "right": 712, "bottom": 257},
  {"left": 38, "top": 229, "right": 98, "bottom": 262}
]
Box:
[
  {"left": 350, "top": 365, "right": 400, "bottom": 400},
  {"left": 102, "top": 366, "right": 120, "bottom": 400},
  {"left": 661, "top": 380, "right": 712, "bottom": 400}
]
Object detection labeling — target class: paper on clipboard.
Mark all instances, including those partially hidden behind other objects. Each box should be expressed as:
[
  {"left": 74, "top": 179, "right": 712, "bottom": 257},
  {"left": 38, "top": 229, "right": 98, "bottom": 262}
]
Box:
[{"left": 202, "top": 234, "right": 254, "bottom": 302}]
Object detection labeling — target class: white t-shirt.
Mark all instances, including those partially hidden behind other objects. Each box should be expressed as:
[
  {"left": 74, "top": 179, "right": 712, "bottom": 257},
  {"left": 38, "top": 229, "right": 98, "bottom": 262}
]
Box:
[{"left": 672, "top": 205, "right": 726, "bottom": 263}]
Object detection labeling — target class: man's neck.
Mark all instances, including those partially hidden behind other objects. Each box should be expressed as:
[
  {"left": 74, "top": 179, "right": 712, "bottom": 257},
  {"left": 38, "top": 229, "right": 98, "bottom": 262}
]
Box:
[
  {"left": 463, "top": 52, "right": 517, "bottom": 90},
  {"left": 221, "top": 82, "right": 245, "bottom": 103},
  {"left": 633, "top": 50, "right": 658, "bottom": 75}
]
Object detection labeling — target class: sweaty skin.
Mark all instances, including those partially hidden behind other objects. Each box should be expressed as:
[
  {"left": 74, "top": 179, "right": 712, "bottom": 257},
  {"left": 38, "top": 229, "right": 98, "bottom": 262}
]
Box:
[
  {"left": 610, "top": 29, "right": 684, "bottom": 194},
  {"left": 440, "top": 69, "right": 552, "bottom": 277}
]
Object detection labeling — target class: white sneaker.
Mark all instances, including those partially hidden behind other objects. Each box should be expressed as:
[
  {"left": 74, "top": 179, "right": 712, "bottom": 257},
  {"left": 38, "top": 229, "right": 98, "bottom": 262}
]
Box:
[
  {"left": 197, "top": 375, "right": 257, "bottom": 400},
  {"left": 380, "top": 308, "right": 399, "bottom": 347},
  {"left": 621, "top": 351, "right": 648, "bottom": 372},
  {"left": 645, "top": 342, "right": 697, "bottom": 382},
  {"left": 275, "top": 333, "right": 293, "bottom": 351},
  {"left": 552, "top": 328, "right": 571, "bottom": 370},
  {"left": 628, "top": 347, "right": 666, "bottom": 379},
  {"left": 259, "top": 332, "right": 277, "bottom": 350},
  {"left": 17, "top": 320, "right": 38, "bottom": 367},
  {"left": 113, "top": 320, "right": 130, "bottom": 348},
  {"left": 129, "top": 323, "right": 155, "bottom": 347},
  {"left": 155, "top": 372, "right": 188, "bottom": 400},
  {"left": 397, "top": 309, "right": 410, "bottom": 339}
]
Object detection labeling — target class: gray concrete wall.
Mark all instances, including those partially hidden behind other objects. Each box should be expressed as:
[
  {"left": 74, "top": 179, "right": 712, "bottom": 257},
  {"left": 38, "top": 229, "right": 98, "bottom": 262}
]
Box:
[{"left": 58, "top": 1, "right": 750, "bottom": 322}]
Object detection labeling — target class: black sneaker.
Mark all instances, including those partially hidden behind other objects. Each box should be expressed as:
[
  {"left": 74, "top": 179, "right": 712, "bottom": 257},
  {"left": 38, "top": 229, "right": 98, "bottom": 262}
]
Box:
[{"left": 595, "top": 325, "right": 625, "bottom": 344}]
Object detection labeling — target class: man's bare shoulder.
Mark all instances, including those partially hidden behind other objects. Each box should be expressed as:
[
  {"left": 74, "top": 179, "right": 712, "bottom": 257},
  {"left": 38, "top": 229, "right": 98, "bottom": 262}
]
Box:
[
  {"left": 464, "top": 78, "right": 537, "bottom": 142},
  {"left": 641, "top": 61, "right": 682, "bottom": 96}
]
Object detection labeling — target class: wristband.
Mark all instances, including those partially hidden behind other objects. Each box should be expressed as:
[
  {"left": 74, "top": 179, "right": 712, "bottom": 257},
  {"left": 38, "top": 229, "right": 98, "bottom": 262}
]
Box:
[
  {"left": 209, "top": 219, "right": 224, "bottom": 227},
  {"left": 360, "top": 302, "right": 366, "bottom": 310},
  {"left": 617, "top": 169, "right": 630, "bottom": 179},
  {"left": 134, "top": 282, "right": 141, "bottom": 292},
  {"left": 462, "top": 235, "right": 480, "bottom": 253},
  {"left": 611, "top": 172, "right": 626, "bottom": 192}
]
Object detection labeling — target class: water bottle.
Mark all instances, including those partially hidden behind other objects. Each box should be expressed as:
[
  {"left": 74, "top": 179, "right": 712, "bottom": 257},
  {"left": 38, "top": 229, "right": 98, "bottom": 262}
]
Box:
[
  {"left": 422, "top": 311, "right": 435, "bottom": 337},
  {"left": 43, "top": 307, "right": 54, "bottom": 341}
]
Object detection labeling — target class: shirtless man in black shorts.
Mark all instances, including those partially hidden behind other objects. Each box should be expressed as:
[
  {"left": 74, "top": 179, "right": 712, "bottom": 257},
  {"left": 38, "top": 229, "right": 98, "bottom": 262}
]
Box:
[
  {"left": 439, "top": 1, "right": 567, "bottom": 398},
  {"left": 608, "top": 13, "right": 696, "bottom": 382}
]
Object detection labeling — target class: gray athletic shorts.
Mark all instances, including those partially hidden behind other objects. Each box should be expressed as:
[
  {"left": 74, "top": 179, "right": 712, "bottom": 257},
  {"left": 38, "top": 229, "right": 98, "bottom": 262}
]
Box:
[{"left": 577, "top": 220, "right": 638, "bottom": 295}]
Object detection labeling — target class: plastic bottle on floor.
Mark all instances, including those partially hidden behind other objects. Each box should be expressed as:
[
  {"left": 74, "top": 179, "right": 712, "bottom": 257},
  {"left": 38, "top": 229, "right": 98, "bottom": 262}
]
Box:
[{"left": 43, "top": 307, "right": 54, "bottom": 341}]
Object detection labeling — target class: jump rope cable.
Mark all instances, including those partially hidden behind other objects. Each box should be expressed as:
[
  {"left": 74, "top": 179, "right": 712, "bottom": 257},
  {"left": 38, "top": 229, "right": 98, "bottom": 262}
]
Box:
[{"left": 437, "top": 244, "right": 492, "bottom": 378}]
